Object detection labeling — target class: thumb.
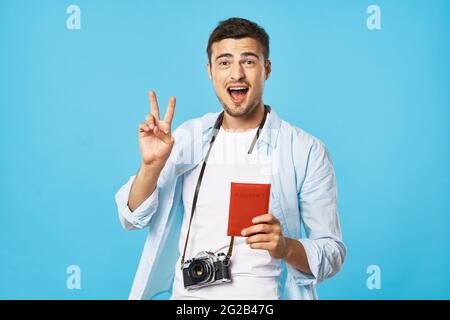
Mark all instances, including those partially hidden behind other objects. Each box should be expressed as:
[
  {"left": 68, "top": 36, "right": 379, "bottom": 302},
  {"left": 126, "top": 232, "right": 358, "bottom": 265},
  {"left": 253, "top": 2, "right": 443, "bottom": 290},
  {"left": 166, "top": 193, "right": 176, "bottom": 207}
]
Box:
[
  {"left": 153, "top": 125, "right": 173, "bottom": 144},
  {"left": 157, "top": 120, "right": 171, "bottom": 135}
]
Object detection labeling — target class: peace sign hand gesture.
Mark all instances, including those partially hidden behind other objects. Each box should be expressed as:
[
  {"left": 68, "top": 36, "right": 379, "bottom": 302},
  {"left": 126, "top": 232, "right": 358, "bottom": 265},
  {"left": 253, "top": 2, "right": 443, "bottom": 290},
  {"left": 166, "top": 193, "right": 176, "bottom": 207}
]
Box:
[{"left": 138, "top": 91, "right": 176, "bottom": 169}]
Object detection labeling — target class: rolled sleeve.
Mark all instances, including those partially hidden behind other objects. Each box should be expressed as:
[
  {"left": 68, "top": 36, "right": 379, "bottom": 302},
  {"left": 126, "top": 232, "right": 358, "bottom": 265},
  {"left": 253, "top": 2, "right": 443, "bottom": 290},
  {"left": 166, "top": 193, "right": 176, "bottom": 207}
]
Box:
[
  {"left": 115, "top": 175, "right": 159, "bottom": 230},
  {"left": 290, "top": 238, "right": 346, "bottom": 285},
  {"left": 293, "top": 137, "right": 346, "bottom": 285}
]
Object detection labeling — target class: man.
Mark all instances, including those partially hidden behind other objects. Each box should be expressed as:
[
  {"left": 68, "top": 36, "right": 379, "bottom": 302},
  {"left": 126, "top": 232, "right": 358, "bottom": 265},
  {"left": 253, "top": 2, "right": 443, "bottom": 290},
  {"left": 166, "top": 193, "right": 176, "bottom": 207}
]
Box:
[{"left": 115, "top": 17, "right": 346, "bottom": 300}]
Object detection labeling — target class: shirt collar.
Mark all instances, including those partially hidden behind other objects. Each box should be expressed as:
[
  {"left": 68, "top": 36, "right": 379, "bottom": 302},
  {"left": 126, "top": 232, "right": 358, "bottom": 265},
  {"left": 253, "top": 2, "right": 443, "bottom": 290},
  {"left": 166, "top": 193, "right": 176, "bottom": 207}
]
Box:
[{"left": 201, "top": 107, "right": 282, "bottom": 149}]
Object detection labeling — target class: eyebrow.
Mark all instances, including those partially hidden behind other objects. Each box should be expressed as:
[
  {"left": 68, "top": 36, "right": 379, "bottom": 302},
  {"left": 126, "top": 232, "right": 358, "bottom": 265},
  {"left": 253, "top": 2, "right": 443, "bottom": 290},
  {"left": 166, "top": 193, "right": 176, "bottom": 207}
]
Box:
[
  {"left": 215, "top": 52, "right": 260, "bottom": 61},
  {"left": 240, "top": 52, "right": 259, "bottom": 59}
]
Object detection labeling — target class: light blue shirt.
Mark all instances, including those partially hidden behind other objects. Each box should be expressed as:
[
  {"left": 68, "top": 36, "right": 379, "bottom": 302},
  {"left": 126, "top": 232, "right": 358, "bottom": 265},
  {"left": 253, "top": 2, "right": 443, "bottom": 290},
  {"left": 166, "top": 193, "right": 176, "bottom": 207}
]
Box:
[{"left": 115, "top": 108, "right": 346, "bottom": 300}]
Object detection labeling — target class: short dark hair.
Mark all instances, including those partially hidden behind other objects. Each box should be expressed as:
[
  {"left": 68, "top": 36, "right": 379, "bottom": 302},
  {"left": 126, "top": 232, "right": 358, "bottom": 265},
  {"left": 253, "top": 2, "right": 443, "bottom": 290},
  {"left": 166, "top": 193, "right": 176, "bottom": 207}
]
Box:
[{"left": 206, "top": 17, "right": 270, "bottom": 63}]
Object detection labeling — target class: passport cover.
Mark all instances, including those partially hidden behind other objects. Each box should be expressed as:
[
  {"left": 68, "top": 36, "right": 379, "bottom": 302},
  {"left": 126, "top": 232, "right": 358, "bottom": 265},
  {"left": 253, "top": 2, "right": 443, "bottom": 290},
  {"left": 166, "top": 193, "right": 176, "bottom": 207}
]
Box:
[{"left": 227, "top": 182, "right": 271, "bottom": 237}]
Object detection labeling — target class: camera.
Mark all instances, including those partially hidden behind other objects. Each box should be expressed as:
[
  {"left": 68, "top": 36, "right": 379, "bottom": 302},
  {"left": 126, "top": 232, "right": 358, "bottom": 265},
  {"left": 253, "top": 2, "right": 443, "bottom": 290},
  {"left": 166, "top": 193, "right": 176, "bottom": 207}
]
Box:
[{"left": 182, "top": 251, "right": 232, "bottom": 289}]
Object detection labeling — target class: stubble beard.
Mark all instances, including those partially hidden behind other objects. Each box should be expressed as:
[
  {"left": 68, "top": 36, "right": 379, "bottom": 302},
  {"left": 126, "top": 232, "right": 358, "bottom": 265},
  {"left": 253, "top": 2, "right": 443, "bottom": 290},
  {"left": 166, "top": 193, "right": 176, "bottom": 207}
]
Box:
[{"left": 218, "top": 95, "right": 261, "bottom": 119}]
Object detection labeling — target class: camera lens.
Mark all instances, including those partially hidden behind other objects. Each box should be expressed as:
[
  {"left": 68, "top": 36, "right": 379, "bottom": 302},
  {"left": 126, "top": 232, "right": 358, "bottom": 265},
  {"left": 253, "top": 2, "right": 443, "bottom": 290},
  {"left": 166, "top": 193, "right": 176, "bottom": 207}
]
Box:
[
  {"left": 189, "top": 260, "right": 210, "bottom": 283},
  {"left": 193, "top": 265, "right": 203, "bottom": 276}
]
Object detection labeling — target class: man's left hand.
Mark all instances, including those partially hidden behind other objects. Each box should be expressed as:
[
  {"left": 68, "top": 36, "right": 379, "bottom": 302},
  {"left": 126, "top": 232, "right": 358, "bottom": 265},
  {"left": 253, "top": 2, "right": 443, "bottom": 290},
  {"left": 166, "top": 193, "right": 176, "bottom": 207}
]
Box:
[{"left": 241, "top": 213, "right": 289, "bottom": 260}]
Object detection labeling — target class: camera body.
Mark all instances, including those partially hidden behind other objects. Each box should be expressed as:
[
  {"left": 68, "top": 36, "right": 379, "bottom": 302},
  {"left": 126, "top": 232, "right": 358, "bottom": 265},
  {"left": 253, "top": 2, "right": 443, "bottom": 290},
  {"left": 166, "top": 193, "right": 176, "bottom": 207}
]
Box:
[{"left": 182, "top": 251, "right": 232, "bottom": 289}]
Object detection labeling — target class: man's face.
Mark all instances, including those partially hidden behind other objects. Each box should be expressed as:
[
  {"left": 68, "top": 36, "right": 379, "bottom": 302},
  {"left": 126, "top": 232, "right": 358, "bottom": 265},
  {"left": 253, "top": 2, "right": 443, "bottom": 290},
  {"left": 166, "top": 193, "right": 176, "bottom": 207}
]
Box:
[{"left": 207, "top": 37, "right": 271, "bottom": 118}]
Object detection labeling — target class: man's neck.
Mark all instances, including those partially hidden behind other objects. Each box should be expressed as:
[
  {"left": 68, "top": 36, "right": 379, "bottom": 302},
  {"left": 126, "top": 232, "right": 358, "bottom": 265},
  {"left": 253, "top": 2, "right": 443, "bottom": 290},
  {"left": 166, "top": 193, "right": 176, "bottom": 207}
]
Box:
[{"left": 222, "top": 103, "right": 265, "bottom": 131}]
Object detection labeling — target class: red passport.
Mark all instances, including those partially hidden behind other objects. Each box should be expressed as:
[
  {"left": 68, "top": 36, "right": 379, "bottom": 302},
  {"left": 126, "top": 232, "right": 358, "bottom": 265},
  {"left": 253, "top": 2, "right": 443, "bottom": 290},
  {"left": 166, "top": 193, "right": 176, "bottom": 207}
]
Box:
[{"left": 227, "top": 182, "right": 271, "bottom": 237}]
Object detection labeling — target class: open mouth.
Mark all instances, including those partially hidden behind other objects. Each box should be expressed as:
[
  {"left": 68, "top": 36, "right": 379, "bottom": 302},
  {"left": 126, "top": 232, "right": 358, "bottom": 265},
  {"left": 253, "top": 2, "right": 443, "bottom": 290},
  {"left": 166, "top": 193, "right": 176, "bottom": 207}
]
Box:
[{"left": 227, "top": 86, "right": 249, "bottom": 104}]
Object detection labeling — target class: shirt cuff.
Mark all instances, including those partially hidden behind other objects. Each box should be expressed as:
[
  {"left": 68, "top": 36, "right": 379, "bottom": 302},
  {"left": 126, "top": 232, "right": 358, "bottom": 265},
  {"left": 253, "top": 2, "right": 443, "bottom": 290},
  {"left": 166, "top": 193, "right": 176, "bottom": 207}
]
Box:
[
  {"left": 288, "top": 238, "right": 320, "bottom": 286},
  {"left": 115, "top": 176, "right": 159, "bottom": 229}
]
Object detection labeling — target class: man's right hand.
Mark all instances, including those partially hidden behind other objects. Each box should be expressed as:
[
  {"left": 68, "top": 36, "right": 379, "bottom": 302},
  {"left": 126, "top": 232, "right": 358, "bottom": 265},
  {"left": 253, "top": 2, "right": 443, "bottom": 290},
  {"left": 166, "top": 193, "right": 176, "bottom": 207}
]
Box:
[
  {"left": 128, "top": 91, "right": 176, "bottom": 212},
  {"left": 139, "top": 90, "right": 176, "bottom": 169}
]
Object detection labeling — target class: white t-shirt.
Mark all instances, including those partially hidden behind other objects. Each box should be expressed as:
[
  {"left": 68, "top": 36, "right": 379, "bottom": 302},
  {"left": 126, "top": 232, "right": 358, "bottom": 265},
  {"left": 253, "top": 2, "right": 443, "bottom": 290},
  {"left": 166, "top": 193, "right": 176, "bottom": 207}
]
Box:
[{"left": 170, "top": 119, "right": 282, "bottom": 300}]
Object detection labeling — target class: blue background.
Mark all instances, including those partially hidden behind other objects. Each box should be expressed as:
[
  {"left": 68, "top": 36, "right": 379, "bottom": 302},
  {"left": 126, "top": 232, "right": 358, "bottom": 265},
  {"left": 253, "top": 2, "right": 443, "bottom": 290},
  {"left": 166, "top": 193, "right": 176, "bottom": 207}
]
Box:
[{"left": 1, "top": 0, "right": 449, "bottom": 299}]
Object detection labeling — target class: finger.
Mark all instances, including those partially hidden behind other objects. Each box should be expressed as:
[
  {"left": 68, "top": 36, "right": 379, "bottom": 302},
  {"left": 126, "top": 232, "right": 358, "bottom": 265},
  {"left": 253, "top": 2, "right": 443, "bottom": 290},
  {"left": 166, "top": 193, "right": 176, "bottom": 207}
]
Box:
[
  {"left": 153, "top": 124, "right": 173, "bottom": 144},
  {"left": 156, "top": 119, "right": 171, "bottom": 135},
  {"left": 249, "top": 242, "right": 274, "bottom": 251},
  {"left": 139, "top": 123, "right": 151, "bottom": 138},
  {"left": 139, "top": 123, "right": 150, "bottom": 132},
  {"left": 241, "top": 224, "right": 272, "bottom": 236},
  {"left": 146, "top": 114, "right": 155, "bottom": 130},
  {"left": 149, "top": 90, "right": 160, "bottom": 120},
  {"left": 153, "top": 125, "right": 174, "bottom": 143},
  {"left": 246, "top": 234, "right": 272, "bottom": 244},
  {"left": 163, "top": 96, "right": 176, "bottom": 125},
  {"left": 252, "top": 213, "right": 279, "bottom": 225}
]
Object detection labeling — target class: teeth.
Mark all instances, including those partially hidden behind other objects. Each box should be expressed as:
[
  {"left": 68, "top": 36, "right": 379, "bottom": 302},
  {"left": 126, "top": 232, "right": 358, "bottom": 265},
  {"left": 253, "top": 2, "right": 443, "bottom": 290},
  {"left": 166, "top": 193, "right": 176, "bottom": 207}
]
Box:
[{"left": 228, "top": 87, "right": 248, "bottom": 91}]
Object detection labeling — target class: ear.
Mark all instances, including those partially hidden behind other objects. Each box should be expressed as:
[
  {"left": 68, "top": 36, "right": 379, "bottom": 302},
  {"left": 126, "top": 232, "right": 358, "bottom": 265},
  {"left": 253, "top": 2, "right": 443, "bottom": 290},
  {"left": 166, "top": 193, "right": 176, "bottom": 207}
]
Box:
[
  {"left": 207, "top": 63, "right": 212, "bottom": 80},
  {"left": 264, "top": 60, "right": 272, "bottom": 80}
]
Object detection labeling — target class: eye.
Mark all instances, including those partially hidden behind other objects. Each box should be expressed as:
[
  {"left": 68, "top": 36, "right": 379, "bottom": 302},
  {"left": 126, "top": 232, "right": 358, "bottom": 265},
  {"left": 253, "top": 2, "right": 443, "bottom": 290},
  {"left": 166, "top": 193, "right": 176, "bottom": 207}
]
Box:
[
  {"left": 244, "top": 60, "right": 256, "bottom": 65},
  {"left": 219, "top": 61, "right": 230, "bottom": 67}
]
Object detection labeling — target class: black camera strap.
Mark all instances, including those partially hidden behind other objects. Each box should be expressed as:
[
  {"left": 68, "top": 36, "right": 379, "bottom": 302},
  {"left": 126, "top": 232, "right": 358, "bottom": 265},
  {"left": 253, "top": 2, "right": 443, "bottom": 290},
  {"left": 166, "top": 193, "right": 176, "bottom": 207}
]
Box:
[{"left": 180, "top": 105, "right": 271, "bottom": 269}]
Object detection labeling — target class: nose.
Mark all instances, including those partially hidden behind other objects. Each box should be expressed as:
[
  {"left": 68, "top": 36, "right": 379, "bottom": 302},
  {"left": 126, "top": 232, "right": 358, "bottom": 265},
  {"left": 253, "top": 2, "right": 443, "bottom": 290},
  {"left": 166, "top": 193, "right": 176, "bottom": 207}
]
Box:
[{"left": 230, "top": 62, "right": 245, "bottom": 81}]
